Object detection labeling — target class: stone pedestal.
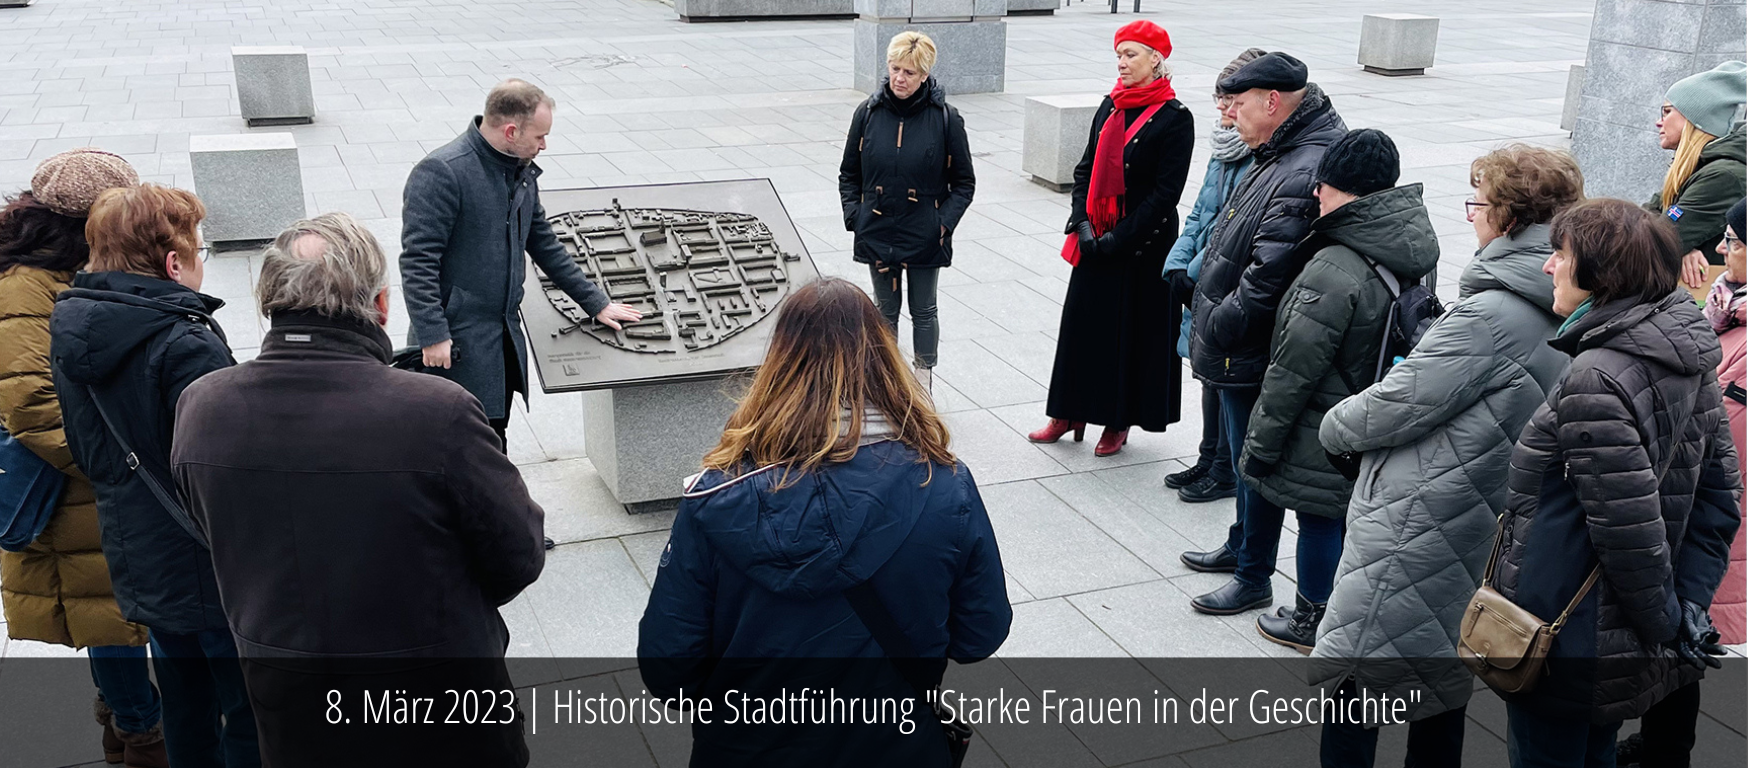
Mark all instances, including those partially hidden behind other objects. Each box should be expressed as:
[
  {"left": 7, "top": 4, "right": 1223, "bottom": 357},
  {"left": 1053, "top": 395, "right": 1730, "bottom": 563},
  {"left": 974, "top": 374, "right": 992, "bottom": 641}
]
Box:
[
  {"left": 1357, "top": 13, "right": 1439, "bottom": 76},
  {"left": 1007, "top": 0, "right": 1056, "bottom": 14},
  {"left": 582, "top": 377, "right": 742, "bottom": 511},
  {"left": 232, "top": 46, "right": 316, "bottom": 126},
  {"left": 189, "top": 133, "right": 306, "bottom": 243},
  {"left": 1561, "top": 64, "right": 1586, "bottom": 132},
  {"left": 1022, "top": 94, "right": 1102, "bottom": 191},
  {"left": 677, "top": 0, "right": 854, "bottom": 21},
  {"left": 853, "top": 0, "right": 1008, "bottom": 95},
  {"left": 1572, "top": 0, "right": 1746, "bottom": 199}
]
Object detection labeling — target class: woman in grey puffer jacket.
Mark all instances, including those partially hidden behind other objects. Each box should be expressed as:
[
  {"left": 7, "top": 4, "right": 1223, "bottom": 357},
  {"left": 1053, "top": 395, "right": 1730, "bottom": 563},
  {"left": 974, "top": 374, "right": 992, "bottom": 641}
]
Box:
[{"left": 1311, "top": 146, "right": 1584, "bottom": 767}]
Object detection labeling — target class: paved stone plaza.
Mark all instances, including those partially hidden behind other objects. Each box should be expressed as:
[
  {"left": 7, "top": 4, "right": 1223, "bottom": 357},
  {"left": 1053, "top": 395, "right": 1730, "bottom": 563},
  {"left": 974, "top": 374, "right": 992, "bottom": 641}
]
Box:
[{"left": 2, "top": 0, "right": 1743, "bottom": 765}]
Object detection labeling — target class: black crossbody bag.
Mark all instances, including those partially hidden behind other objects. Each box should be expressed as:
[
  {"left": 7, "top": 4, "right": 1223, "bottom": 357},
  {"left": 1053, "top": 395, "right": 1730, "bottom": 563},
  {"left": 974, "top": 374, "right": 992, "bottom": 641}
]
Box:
[{"left": 843, "top": 581, "right": 972, "bottom": 768}]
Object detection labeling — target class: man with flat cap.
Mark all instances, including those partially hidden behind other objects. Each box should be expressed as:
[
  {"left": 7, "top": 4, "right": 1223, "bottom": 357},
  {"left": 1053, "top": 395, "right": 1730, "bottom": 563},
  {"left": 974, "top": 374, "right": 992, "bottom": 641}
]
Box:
[{"left": 1180, "top": 51, "right": 1349, "bottom": 616}]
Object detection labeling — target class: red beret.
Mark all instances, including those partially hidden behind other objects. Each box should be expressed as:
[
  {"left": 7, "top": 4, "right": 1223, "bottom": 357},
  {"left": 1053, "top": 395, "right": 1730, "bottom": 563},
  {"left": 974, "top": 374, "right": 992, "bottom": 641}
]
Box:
[{"left": 1114, "top": 20, "right": 1171, "bottom": 58}]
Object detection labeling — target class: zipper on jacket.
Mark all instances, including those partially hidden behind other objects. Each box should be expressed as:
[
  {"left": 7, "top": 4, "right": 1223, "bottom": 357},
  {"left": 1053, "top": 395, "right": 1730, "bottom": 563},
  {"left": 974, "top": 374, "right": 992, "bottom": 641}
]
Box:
[{"left": 897, "top": 121, "right": 904, "bottom": 148}]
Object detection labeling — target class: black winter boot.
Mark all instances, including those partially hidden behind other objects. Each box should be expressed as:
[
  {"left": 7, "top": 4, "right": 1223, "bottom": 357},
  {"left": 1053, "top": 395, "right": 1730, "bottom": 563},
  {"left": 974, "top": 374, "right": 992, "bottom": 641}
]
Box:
[{"left": 1257, "top": 592, "right": 1325, "bottom": 653}]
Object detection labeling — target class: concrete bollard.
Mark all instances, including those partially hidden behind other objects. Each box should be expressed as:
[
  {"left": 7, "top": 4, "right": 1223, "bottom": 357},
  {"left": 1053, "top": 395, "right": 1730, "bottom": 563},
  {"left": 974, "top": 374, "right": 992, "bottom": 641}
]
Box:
[
  {"left": 1022, "top": 94, "right": 1104, "bottom": 192},
  {"left": 1358, "top": 14, "right": 1440, "bottom": 77}
]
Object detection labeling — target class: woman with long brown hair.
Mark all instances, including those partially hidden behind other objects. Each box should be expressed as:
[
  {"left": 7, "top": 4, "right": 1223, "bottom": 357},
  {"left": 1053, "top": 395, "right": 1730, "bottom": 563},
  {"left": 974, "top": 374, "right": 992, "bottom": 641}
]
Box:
[{"left": 638, "top": 277, "right": 1010, "bottom": 767}]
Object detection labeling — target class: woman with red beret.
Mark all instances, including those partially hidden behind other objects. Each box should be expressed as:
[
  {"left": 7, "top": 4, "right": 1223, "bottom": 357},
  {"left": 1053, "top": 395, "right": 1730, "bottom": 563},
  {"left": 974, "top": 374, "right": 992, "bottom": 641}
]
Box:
[{"left": 1029, "top": 20, "right": 1196, "bottom": 456}]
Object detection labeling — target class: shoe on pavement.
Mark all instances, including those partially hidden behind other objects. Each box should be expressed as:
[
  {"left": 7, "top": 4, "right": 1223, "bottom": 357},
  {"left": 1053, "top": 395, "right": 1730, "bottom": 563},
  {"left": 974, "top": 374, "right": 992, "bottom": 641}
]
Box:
[
  {"left": 1178, "top": 475, "right": 1237, "bottom": 503},
  {"left": 543, "top": 536, "right": 556, "bottom": 550},
  {"left": 1163, "top": 463, "right": 1209, "bottom": 489},
  {"left": 1191, "top": 578, "right": 1274, "bottom": 616},
  {"left": 1180, "top": 546, "right": 1238, "bottom": 573},
  {"left": 1256, "top": 591, "right": 1326, "bottom": 654}
]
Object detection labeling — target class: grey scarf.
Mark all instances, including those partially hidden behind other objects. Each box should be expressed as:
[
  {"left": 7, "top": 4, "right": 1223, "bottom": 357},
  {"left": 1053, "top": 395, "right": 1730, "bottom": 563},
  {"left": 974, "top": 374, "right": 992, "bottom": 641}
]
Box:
[{"left": 1210, "top": 125, "right": 1250, "bottom": 163}]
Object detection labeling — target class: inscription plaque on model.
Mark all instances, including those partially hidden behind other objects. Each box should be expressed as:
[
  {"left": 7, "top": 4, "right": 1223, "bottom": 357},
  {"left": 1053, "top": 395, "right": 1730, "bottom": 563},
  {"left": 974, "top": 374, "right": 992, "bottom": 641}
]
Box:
[{"left": 538, "top": 200, "right": 802, "bottom": 355}]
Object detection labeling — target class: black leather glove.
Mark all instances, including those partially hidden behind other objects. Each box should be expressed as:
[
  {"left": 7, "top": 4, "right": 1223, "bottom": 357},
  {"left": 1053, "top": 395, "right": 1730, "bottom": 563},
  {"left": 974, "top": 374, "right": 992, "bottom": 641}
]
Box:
[
  {"left": 1673, "top": 599, "right": 1725, "bottom": 670},
  {"left": 1243, "top": 455, "right": 1276, "bottom": 479},
  {"left": 1076, "top": 221, "right": 1099, "bottom": 260},
  {"left": 1165, "top": 269, "right": 1196, "bottom": 307}
]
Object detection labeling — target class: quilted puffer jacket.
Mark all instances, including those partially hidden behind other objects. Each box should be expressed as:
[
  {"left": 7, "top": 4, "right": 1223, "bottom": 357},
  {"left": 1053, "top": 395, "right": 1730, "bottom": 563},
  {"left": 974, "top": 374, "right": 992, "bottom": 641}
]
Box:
[
  {"left": 1309, "top": 225, "right": 1569, "bottom": 720},
  {"left": 1239, "top": 184, "right": 1439, "bottom": 518},
  {"left": 1496, "top": 290, "right": 1742, "bottom": 724}
]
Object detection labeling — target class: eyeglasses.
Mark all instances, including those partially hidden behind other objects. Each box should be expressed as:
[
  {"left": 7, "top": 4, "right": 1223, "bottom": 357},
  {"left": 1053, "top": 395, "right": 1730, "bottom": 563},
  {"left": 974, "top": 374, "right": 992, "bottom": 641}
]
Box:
[
  {"left": 1216, "top": 95, "right": 1235, "bottom": 108},
  {"left": 1464, "top": 199, "right": 1490, "bottom": 222},
  {"left": 197, "top": 245, "right": 211, "bottom": 263},
  {"left": 1726, "top": 232, "right": 1743, "bottom": 250}
]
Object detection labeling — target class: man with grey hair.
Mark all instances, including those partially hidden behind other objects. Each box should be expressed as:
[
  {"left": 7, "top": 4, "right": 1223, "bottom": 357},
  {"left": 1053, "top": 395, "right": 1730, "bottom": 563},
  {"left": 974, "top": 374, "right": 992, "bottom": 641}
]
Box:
[
  {"left": 399, "top": 78, "right": 640, "bottom": 453},
  {"left": 171, "top": 212, "right": 545, "bottom": 767}
]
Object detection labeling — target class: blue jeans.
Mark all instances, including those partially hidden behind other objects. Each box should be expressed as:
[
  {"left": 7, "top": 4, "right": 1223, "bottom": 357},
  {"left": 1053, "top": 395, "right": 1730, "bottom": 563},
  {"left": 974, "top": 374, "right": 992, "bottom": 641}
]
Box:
[
  {"left": 89, "top": 645, "right": 161, "bottom": 734},
  {"left": 1505, "top": 701, "right": 1620, "bottom": 768},
  {"left": 150, "top": 629, "right": 261, "bottom": 768},
  {"left": 1218, "top": 387, "right": 1345, "bottom": 601}
]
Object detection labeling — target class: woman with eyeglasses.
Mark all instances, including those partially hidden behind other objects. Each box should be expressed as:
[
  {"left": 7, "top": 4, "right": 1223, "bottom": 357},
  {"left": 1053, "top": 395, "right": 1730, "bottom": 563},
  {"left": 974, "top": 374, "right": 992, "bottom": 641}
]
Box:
[
  {"left": 1648, "top": 61, "right": 1746, "bottom": 290},
  {"left": 49, "top": 184, "right": 260, "bottom": 768}
]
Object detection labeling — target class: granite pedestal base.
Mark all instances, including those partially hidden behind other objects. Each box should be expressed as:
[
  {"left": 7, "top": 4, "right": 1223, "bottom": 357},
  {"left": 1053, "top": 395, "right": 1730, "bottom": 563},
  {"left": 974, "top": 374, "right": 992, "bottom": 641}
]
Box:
[
  {"left": 1358, "top": 13, "right": 1439, "bottom": 77},
  {"left": 233, "top": 46, "right": 317, "bottom": 126},
  {"left": 1561, "top": 64, "right": 1586, "bottom": 132},
  {"left": 1022, "top": 94, "right": 1101, "bottom": 191},
  {"left": 1007, "top": 0, "right": 1056, "bottom": 14},
  {"left": 677, "top": 0, "right": 854, "bottom": 21},
  {"left": 853, "top": 1, "right": 1008, "bottom": 95},
  {"left": 582, "top": 377, "right": 742, "bottom": 511},
  {"left": 189, "top": 132, "right": 306, "bottom": 243}
]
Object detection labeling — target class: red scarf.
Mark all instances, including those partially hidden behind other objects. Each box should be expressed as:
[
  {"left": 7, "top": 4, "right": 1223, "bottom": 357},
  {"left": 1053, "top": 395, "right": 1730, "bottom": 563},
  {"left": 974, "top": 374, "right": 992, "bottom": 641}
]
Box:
[{"left": 1061, "top": 76, "right": 1177, "bottom": 266}]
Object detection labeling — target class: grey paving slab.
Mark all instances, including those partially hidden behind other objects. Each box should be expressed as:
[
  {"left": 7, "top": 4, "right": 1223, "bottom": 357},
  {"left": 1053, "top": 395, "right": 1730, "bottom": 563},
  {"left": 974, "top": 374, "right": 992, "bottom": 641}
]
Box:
[
  {"left": 524, "top": 539, "right": 650, "bottom": 660},
  {"left": 977, "top": 480, "right": 1159, "bottom": 599},
  {"left": 997, "top": 598, "right": 1128, "bottom": 658},
  {"left": 941, "top": 410, "right": 1069, "bottom": 486},
  {"left": 517, "top": 458, "right": 675, "bottom": 544},
  {"left": 1065, "top": 579, "right": 1258, "bottom": 658}
]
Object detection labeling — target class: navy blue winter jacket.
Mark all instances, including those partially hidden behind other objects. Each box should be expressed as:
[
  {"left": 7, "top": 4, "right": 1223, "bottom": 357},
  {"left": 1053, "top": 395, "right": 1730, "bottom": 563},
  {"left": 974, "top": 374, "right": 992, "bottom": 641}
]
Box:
[{"left": 638, "top": 440, "right": 1010, "bottom": 767}]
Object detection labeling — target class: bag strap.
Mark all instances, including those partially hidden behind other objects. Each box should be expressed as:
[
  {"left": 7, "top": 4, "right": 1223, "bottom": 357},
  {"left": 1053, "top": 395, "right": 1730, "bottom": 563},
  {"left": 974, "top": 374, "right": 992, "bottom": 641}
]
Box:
[
  {"left": 844, "top": 580, "right": 944, "bottom": 703},
  {"left": 83, "top": 385, "right": 208, "bottom": 548},
  {"left": 1551, "top": 566, "right": 1602, "bottom": 633}
]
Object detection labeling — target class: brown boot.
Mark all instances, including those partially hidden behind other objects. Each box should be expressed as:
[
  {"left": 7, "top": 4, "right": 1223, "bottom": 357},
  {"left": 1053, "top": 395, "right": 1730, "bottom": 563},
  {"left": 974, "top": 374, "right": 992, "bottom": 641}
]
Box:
[
  {"left": 114, "top": 723, "right": 168, "bottom": 768},
  {"left": 93, "top": 697, "right": 123, "bottom": 764}
]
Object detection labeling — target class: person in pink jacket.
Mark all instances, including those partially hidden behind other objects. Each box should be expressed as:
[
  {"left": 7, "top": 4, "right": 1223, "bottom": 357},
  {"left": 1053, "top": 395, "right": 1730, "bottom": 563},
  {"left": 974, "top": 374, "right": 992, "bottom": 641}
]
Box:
[{"left": 1705, "top": 197, "right": 1746, "bottom": 645}]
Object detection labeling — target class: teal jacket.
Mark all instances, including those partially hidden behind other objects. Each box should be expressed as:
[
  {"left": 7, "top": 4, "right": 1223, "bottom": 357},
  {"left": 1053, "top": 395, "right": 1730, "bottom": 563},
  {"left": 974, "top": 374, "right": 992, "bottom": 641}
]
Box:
[{"left": 1164, "top": 154, "right": 1253, "bottom": 358}]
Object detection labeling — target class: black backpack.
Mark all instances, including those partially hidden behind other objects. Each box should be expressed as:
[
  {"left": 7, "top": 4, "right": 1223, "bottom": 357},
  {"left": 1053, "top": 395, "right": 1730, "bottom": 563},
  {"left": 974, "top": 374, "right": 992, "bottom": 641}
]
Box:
[{"left": 1328, "top": 257, "right": 1444, "bottom": 480}]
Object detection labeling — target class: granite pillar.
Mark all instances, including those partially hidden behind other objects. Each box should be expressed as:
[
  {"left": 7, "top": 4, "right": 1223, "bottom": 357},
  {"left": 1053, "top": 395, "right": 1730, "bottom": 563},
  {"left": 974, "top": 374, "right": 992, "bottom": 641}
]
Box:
[
  {"left": 582, "top": 377, "right": 742, "bottom": 511},
  {"left": 1572, "top": 0, "right": 1747, "bottom": 199},
  {"left": 676, "top": 0, "right": 854, "bottom": 22},
  {"left": 853, "top": 0, "right": 1008, "bottom": 95}
]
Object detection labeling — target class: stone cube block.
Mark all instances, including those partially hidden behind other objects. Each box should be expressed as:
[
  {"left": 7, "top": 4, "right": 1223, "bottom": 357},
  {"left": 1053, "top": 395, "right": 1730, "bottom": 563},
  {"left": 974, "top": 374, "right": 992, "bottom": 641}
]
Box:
[
  {"left": 189, "top": 133, "right": 306, "bottom": 243},
  {"left": 854, "top": 17, "right": 1007, "bottom": 94},
  {"left": 675, "top": 0, "right": 853, "bottom": 22},
  {"left": 1022, "top": 94, "right": 1102, "bottom": 191},
  {"left": 232, "top": 46, "right": 316, "bottom": 126},
  {"left": 912, "top": 0, "right": 976, "bottom": 19},
  {"left": 1358, "top": 13, "right": 1439, "bottom": 77},
  {"left": 1561, "top": 64, "right": 1585, "bottom": 132},
  {"left": 582, "top": 378, "right": 742, "bottom": 510},
  {"left": 1008, "top": 0, "right": 1056, "bottom": 14}
]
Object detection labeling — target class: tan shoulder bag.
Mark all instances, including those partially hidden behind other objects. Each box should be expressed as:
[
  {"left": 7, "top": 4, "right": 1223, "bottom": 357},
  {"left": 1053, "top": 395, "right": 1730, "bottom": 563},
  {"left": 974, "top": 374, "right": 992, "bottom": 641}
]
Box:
[{"left": 1458, "top": 515, "right": 1600, "bottom": 694}]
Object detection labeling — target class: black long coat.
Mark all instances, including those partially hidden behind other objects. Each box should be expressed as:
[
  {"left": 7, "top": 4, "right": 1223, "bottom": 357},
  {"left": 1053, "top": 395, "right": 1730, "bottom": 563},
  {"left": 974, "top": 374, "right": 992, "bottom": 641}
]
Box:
[
  {"left": 1046, "top": 98, "right": 1194, "bottom": 431},
  {"left": 49, "top": 271, "right": 236, "bottom": 634},
  {"left": 838, "top": 78, "right": 976, "bottom": 268}
]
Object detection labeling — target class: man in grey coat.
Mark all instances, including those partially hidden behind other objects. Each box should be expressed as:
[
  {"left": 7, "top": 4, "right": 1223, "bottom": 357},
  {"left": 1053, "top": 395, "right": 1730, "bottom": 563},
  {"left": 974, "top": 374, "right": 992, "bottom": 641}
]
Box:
[{"left": 400, "top": 79, "right": 640, "bottom": 448}]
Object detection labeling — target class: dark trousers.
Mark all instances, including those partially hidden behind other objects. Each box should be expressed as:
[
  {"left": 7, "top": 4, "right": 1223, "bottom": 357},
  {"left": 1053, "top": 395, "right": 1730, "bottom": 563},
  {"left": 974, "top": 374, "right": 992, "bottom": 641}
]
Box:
[
  {"left": 868, "top": 263, "right": 940, "bottom": 368},
  {"left": 1322, "top": 684, "right": 1466, "bottom": 768},
  {"left": 1636, "top": 681, "right": 1701, "bottom": 768},
  {"left": 488, "top": 336, "right": 521, "bottom": 451},
  {"left": 1505, "top": 700, "right": 1620, "bottom": 768},
  {"left": 89, "top": 644, "right": 161, "bottom": 734},
  {"left": 1196, "top": 385, "right": 1234, "bottom": 484},
  {"left": 1218, "top": 386, "right": 1345, "bottom": 601},
  {"left": 151, "top": 628, "right": 261, "bottom": 768}
]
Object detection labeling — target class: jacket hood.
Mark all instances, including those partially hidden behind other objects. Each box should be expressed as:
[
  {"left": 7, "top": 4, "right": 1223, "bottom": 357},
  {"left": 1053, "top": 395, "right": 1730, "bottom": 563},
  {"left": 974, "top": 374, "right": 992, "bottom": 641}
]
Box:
[
  {"left": 871, "top": 77, "right": 947, "bottom": 114},
  {"left": 681, "top": 441, "right": 947, "bottom": 599},
  {"left": 1551, "top": 289, "right": 1720, "bottom": 376},
  {"left": 1460, "top": 222, "right": 1559, "bottom": 316},
  {"left": 51, "top": 271, "right": 224, "bottom": 385},
  {"left": 1256, "top": 83, "right": 1344, "bottom": 161},
  {"left": 1310, "top": 183, "right": 1439, "bottom": 279},
  {"left": 1700, "top": 123, "right": 1746, "bottom": 166}
]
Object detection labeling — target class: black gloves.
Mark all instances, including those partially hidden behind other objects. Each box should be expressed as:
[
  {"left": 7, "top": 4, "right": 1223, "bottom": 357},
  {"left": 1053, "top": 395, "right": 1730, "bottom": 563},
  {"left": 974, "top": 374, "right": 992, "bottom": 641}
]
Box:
[
  {"left": 1243, "top": 455, "right": 1276, "bottom": 479},
  {"left": 1673, "top": 599, "right": 1726, "bottom": 670},
  {"left": 1076, "top": 221, "right": 1099, "bottom": 260},
  {"left": 1165, "top": 269, "right": 1196, "bottom": 308},
  {"left": 1325, "top": 450, "right": 1362, "bottom": 481}
]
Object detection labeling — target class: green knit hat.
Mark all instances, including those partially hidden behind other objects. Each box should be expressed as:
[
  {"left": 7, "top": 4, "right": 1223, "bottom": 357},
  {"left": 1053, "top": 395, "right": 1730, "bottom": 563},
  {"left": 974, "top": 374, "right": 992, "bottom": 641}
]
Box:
[{"left": 1666, "top": 60, "right": 1747, "bottom": 138}]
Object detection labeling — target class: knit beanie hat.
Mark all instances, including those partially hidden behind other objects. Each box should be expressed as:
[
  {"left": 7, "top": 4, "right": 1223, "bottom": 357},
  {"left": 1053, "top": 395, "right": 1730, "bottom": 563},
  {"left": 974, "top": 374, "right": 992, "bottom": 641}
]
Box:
[
  {"left": 31, "top": 148, "right": 139, "bottom": 217},
  {"left": 1729, "top": 198, "right": 1746, "bottom": 241},
  {"left": 1666, "top": 61, "right": 1747, "bottom": 138},
  {"left": 1316, "top": 129, "right": 1400, "bottom": 197}
]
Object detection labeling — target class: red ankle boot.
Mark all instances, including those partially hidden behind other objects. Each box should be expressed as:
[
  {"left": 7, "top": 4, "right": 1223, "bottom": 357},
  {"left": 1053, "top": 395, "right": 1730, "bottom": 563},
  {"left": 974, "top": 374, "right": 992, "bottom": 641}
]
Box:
[
  {"left": 1027, "top": 418, "right": 1086, "bottom": 443},
  {"left": 1094, "top": 427, "right": 1129, "bottom": 457}
]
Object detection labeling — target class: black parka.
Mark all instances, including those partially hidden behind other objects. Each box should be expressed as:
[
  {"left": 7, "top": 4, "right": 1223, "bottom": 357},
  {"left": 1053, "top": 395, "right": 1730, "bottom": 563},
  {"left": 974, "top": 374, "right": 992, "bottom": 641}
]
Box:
[
  {"left": 49, "top": 271, "right": 235, "bottom": 634},
  {"left": 1497, "top": 291, "right": 1742, "bottom": 723},
  {"left": 1191, "top": 84, "right": 1347, "bottom": 389},
  {"left": 838, "top": 78, "right": 975, "bottom": 268}
]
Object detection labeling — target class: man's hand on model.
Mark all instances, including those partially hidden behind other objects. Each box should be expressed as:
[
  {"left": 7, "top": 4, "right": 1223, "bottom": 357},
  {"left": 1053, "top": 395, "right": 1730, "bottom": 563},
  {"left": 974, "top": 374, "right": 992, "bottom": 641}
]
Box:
[
  {"left": 595, "top": 303, "right": 644, "bottom": 330},
  {"left": 422, "top": 339, "right": 454, "bottom": 369}
]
